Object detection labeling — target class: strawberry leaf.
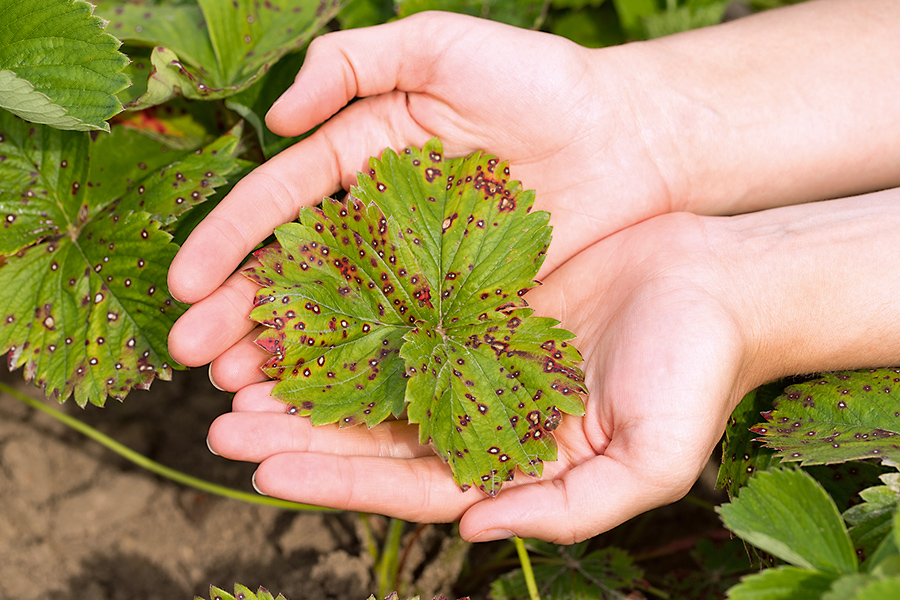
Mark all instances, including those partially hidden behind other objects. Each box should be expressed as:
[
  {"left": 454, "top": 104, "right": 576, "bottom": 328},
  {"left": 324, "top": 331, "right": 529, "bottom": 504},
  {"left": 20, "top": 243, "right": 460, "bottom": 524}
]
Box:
[
  {"left": 491, "top": 542, "right": 646, "bottom": 599},
  {"left": 0, "top": 113, "right": 244, "bottom": 406},
  {"left": 0, "top": 0, "right": 129, "bottom": 131},
  {"left": 100, "top": 0, "right": 340, "bottom": 109},
  {"left": 198, "top": 584, "right": 286, "bottom": 600},
  {"left": 752, "top": 369, "right": 900, "bottom": 467},
  {"left": 246, "top": 140, "right": 587, "bottom": 496},
  {"left": 717, "top": 382, "right": 782, "bottom": 498},
  {"left": 718, "top": 467, "right": 858, "bottom": 575}
]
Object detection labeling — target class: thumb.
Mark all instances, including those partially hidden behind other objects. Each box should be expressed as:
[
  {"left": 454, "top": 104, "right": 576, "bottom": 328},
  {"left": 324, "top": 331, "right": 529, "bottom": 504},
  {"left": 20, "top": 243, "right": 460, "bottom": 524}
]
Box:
[{"left": 266, "top": 12, "right": 453, "bottom": 136}]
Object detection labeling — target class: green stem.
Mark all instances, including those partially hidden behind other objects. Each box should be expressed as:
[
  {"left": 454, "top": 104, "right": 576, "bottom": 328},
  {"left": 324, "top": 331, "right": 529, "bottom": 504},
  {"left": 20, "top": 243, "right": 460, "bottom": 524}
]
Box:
[
  {"left": 377, "top": 518, "right": 406, "bottom": 597},
  {"left": 358, "top": 513, "right": 381, "bottom": 565},
  {"left": 0, "top": 381, "right": 335, "bottom": 512},
  {"left": 513, "top": 537, "right": 541, "bottom": 600},
  {"left": 679, "top": 493, "right": 717, "bottom": 513}
]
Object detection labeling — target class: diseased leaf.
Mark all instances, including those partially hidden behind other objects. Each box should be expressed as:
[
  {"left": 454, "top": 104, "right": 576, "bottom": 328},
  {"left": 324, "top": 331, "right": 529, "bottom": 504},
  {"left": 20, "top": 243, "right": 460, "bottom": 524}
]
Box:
[
  {"left": 718, "top": 468, "right": 857, "bottom": 575},
  {"left": 717, "top": 381, "right": 782, "bottom": 498},
  {"left": 197, "top": 584, "right": 286, "bottom": 600},
  {"left": 725, "top": 566, "right": 838, "bottom": 600},
  {"left": 0, "top": 0, "right": 129, "bottom": 131},
  {"left": 807, "top": 462, "right": 888, "bottom": 515},
  {"left": 246, "top": 139, "right": 587, "bottom": 495},
  {"left": 99, "top": 0, "right": 340, "bottom": 109},
  {"left": 752, "top": 369, "right": 900, "bottom": 467},
  {"left": 0, "top": 113, "right": 243, "bottom": 406},
  {"left": 490, "top": 542, "right": 645, "bottom": 600}
]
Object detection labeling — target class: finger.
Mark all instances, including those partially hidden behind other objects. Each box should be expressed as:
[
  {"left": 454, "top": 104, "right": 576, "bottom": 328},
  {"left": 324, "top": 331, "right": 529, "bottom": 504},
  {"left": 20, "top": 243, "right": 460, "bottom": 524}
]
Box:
[
  {"left": 266, "top": 12, "right": 468, "bottom": 136},
  {"left": 231, "top": 381, "right": 282, "bottom": 412},
  {"left": 253, "top": 451, "right": 484, "bottom": 523},
  {"left": 208, "top": 409, "right": 430, "bottom": 463},
  {"left": 168, "top": 262, "right": 262, "bottom": 366},
  {"left": 208, "top": 327, "right": 271, "bottom": 392},
  {"left": 169, "top": 90, "right": 435, "bottom": 304},
  {"left": 459, "top": 443, "right": 698, "bottom": 545},
  {"left": 168, "top": 132, "right": 341, "bottom": 304}
]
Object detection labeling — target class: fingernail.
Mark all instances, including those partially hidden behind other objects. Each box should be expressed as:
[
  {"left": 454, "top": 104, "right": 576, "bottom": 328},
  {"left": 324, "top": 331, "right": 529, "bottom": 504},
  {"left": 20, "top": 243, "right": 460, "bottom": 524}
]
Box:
[
  {"left": 206, "top": 435, "right": 219, "bottom": 456},
  {"left": 252, "top": 471, "right": 267, "bottom": 496},
  {"left": 270, "top": 84, "right": 295, "bottom": 111},
  {"left": 208, "top": 366, "right": 225, "bottom": 392},
  {"left": 470, "top": 529, "right": 515, "bottom": 543}
]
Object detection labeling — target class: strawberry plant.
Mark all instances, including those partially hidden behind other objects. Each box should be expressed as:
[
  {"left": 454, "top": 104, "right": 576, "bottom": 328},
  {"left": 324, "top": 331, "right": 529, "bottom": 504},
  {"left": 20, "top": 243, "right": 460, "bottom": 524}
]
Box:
[{"left": 16, "top": 1, "right": 889, "bottom": 600}]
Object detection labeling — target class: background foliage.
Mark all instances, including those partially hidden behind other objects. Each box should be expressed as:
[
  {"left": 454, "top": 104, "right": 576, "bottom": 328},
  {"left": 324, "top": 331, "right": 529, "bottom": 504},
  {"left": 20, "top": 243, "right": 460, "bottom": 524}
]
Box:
[{"left": 8, "top": 1, "right": 900, "bottom": 600}]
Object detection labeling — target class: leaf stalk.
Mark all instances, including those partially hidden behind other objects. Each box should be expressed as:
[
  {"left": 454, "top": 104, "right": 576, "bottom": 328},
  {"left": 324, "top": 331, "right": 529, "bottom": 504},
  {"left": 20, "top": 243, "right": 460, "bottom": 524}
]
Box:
[{"left": 513, "top": 537, "right": 541, "bottom": 600}]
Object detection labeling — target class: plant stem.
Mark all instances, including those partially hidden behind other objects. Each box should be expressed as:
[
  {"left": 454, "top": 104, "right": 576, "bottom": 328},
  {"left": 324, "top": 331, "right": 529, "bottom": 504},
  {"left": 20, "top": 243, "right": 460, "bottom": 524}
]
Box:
[
  {"left": 377, "top": 518, "right": 406, "bottom": 597},
  {"left": 358, "top": 513, "right": 381, "bottom": 565},
  {"left": 0, "top": 381, "right": 335, "bottom": 512},
  {"left": 513, "top": 537, "right": 541, "bottom": 600}
]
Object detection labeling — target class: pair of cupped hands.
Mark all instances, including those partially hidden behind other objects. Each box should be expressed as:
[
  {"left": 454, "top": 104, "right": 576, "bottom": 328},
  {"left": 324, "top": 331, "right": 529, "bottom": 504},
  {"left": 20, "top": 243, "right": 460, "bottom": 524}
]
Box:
[{"left": 167, "top": 5, "right": 900, "bottom": 544}]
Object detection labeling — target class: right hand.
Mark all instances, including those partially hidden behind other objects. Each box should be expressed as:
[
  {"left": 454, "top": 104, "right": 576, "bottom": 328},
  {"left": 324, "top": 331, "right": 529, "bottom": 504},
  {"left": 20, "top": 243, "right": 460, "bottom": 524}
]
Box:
[{"left": 168, "top": 11, "right": 677, "bottom": 378}]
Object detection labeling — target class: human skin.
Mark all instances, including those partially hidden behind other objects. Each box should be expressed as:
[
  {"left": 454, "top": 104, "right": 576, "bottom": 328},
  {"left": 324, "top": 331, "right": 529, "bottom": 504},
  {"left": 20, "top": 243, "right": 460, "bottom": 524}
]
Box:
[
  {"left": 167, "top": 0, "right": 900, "bottom": 543},
  {"left": 204, "top": 191, "right": 900, "bottom": 543}
]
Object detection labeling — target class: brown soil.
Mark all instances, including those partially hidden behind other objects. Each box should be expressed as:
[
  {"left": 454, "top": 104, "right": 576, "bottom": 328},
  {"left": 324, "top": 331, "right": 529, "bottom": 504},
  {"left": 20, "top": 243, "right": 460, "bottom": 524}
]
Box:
[{"left": 0, "top": 368, "right": 472, "bottom": 600}]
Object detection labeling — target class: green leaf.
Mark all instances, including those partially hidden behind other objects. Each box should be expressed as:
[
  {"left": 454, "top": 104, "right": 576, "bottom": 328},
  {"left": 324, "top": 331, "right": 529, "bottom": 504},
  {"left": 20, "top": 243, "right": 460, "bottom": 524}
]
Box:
[
  {"left": 0, "top": 0, "right": 129, "bottom": 131},
  {"left": 641, "top": 2, "right": 728, "bottom": 39},
  {"left": 245, "top": 140, "right": 587, "bottom": 495},
  {"left": 100, "top": 0, "right": 340, "bottom": 109},
  {"left": 396, "top": 0, "right": 547, "bottom": 29},
  {"left": 718, "top": 468, "right": 858, "bottom": 575},
  {"left": 198, "top": 584, "right": 286, "bottom": 600},
  {"left": 339, "top": 0, "right": 398, "bottom": 30},
  {"left": 847, "top": 577, "right": 900, "bottom": 600},
  {"left": 726, "top": 566, "right": 837, "bottom": 600},
  {"left": 491, "top": 542, "right": 644, "bottom": 600},
  {"left": 110, "top": 97, "right": 225, "bottom": 151},
  {"left": 0, "top": 114, "right": 243, "bottom": 406},
  {"left": 823, "top": 574, "right": 880, "bottom": 600},
  {"left": 611, "top": 0, "right": 657, "bottom": 37},
  {"left": 844, "top": 474, "right": 900, "bottom": 564},
  {"left": 225, "top": 50, "right": 309, "bottom": 159},
  {"left": 718, "top": 381, "right": 783, "bottom": 498},
  {"left": 548, "top": 3, "right": 627, "bottom": 49},
  {"left": 752, "top": 369, "right": 900, "bottom": 467}
]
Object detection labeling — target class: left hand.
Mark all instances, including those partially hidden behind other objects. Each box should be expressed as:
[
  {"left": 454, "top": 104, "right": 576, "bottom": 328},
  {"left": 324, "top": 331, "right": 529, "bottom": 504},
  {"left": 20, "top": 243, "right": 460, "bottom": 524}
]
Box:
[{"left": 206, "top": 211, "right": 756, "bottom": 543}]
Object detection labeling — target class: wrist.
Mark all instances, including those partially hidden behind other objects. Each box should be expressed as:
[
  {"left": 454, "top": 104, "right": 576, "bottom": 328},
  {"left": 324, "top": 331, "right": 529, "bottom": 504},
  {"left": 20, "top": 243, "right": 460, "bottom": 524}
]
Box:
[
  {"left": 712, "top": 190, "right": 900, "bottom": 389},
  {"left": 614, "top": 0, "right": 900, "bottom": 216}
]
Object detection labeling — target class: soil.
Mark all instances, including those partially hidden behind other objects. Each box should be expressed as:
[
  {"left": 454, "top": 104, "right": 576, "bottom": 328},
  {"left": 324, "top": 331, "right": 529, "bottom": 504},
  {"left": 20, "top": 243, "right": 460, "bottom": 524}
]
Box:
[{"left": 0, "top": 368, "right": 473, "bottom": 600}]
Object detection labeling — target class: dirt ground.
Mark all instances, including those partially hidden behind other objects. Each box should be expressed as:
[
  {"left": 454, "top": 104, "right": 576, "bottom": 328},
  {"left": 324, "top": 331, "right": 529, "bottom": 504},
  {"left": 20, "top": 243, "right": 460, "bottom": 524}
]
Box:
[{"left": 0, "top": 368, "right": 472, "bottom": 600}]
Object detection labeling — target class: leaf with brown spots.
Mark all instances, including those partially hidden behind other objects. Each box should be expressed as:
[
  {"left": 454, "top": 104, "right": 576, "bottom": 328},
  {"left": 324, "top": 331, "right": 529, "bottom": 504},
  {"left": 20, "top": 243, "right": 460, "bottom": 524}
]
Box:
[
  {"left": 246, "top": 140, "right": 587, "bottom": 496},
  {"left": 0, "top": 112, "right": 243, "bottom": 406},
  {"left": 752, "top": 369, "right": 900, "bottom": 468},
  {"left": 198, "top": 584, "right": 286, "bottom": 600},
  {"left": 99, "top": 0, "right": 341, "bottom": 109}
]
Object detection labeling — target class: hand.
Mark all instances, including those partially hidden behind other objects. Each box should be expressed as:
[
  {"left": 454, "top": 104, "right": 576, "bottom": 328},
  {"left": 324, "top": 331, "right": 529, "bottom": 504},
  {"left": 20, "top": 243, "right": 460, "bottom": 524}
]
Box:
[
  {"left": 206, "top": 211, "right": 756, "bottom": 543},
  {"left": 168, "top": 0, "right": 900, "bottom": 375},
  {"left": 167, "top": 11, "right": 678, "bottom": 372},
  {"left": 205, "top": 190, "right": 900, "bottom": 543}
]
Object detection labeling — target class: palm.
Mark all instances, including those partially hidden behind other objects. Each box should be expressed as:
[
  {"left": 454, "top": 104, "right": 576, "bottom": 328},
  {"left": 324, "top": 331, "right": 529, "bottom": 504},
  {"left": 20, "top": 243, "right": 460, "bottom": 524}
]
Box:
[
  {"left": 207, "top": 213, "right": 754, "bottom": 543},
  {"left": 167, "top": 12, "right": 669, "bottom": 310}
]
